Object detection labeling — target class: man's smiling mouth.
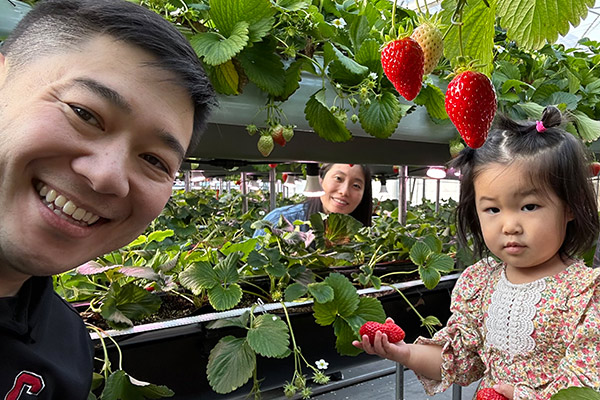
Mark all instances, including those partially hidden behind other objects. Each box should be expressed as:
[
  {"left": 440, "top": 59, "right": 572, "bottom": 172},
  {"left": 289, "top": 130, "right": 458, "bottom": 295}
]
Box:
[{"left": 36, "top": 182, "right": 100, "bottom": 226}]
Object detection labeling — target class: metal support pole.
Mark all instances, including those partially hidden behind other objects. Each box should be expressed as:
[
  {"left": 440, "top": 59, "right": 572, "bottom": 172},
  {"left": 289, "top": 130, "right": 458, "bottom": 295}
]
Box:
[
  {"left": 435, "top": 178, "right": 441, "bottom": 213},
  {"left": 184, "top": 170, "right": 190, "bottom": 192},
  {"left": 452, "top": 384, "right": 462, "bottom": 400},
  {"left": 398, "top": 166, "right": 408, "bottom": 225},
  {"left": 241, "top": 172, "right": 248, "bottom": 214},
  {"left": 395, "top": 363, "right": 404, "bottom": 400},
  {"left": 269, "top": 167, "right": 276, "bottom": 211},
  {"left": 422, "top": 177, "right": 426, "bottom": 203}
]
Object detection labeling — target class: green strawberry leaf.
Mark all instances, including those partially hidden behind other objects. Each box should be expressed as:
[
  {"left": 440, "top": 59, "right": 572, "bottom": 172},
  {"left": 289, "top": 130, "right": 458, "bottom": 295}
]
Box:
[
  {"left": 147, "top": 229, "right": 174, "bottom": 244},
  {"left": 323, "top": 213, "right": 363, "bottom": 246},
  {"left": 101, "top": 370, "right": 174, "bottom": 400},
  {"left": 308, "top": 281, "right": 335, "bottom": 303},
  {"left": 207, "top": 336, "right": 256, "bottom": 394},
  {"left": 179, "top": 262, "right": 218, "bottom": 294},
  {"left": 208, "top": 282, "right": 243, "bottom": 310},
  {"left": 419, "top": 263, "right": 442, "bottom": 290},
  {"left": 348, "top": 15, "right": 372, "bottom": 54},
  {"left": 273, "top": 0, "right": 311, "bottom": 12},
  {"left": 497, "top": 0, "right": 595, "bottom": 50},
  {"left": 190, "top": 22, "right": 250, "bottom": 66},
  {"left": 304, "top": 89, "right": 352, "bottom": 142},
  {"left": 531, "top": 83, "right": 561, "bottom": 103},
  {"left": 354, "top": 296, "right": 386, "bottom": 326},
  {"left": 422, "top": 235, "right": 443, "bottom": 254},
  {"left": 355, "top": 38, "right": 383, "bottom": 76},
  {"left": 313, "top": 273, "right": 359, "bottom": 325},
  {"left": 209, "top": 0, "right": 275, "bottom": 43},
  {"left": 409, "top": 241, "right": 431, "bottom": 267},
  {"left": 207, "top": 311, "right": 250, "bottom": 330},
  {"left": 247, "top": 314, "right": 290, "bottom": 357},
  {"left": 324, "top": 42, "right": 369, "bottom": 77},
  {"left": 546, "top": 92, "right": 579, "bottom": 110},
  {"left": 413, "top": 84, "right": 448, "bottom": 121},
  {"left": 214, "top": 252, "right": 241, "bottom": 283},
  {"left": 238, "top": 39, "right": 285, "bottom": 96},
  {"left": 220, "top": 238, "right": 259, "bottom": 260},
  {"left": 571, "top": 110, "right": 600, "bottom": 142},
  {"left": 441, "top": 0, "right": 496, "bottom": 75},
  {"left": 285, "top": 282, "right": 308, "bottom": 301},
  {"left": 333, "top": 317, "right": 362, "bottom": 356},
  {"left": 247, "top": 250, "right": 269, "bottom": 268},
  {"left": 204, "top": 61, "right": 240, "bottom": 95},
  {"left": 265, "top": 261, "right": 287, "bottom": 277},
  {"left": 358, "top": 91, "right": 406, "bottom": 139},
  {"left": 100, "top": 283, "right": 162, "bottom": 329},
  {"left": 516, "top": 102, "right": 545, "bottom": 119},
  {"left": 551, "top": 387, "right": 600, "bottom": 400},
  {"left": 426, "top": 253, "right": 455, "bottom": 273},
  {"left": 275, "top": 58, "right": 306, "bottom": 101}
]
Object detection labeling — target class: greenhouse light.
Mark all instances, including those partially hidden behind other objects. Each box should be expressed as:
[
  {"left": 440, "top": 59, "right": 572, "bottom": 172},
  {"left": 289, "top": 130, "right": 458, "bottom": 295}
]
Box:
[
  {"left": 190, "top": 171, "right": 205, "bottom": 182},
  {"left": 426, "top": 166, "right": 446, "bottom": 179},
  {"left": 303, "top": 163, "right": 325, "bottom": 197},
  {"left": 283, "top": 174, "right": 296, "bottom": 187}
]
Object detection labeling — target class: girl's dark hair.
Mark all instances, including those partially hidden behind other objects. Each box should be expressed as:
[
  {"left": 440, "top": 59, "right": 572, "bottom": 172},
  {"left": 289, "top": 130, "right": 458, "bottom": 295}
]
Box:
[
  {"left": 305, "top": 163, "right": 373, "bottom": 227},
  {"left": 451, "top": 105, "right": 599, "bottom": 260},
  {"left": 1, "top": 0, "right": 216, "bottom": 156}
]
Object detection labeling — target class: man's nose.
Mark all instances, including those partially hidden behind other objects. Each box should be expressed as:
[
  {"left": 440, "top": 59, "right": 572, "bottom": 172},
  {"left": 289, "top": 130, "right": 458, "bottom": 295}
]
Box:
[{"left": 71, "top": 146, "right": 131, "bottom": 198}]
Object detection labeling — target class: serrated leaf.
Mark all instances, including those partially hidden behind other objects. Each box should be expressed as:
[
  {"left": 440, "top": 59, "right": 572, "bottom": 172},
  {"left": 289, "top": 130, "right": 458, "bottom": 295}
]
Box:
[
  {"left": 551, "top": 387, "right": 600, "bottom": 400},
  {"left": 101, "top": 370, "right": 174, "bottom": 400},
  {"left": 221, "top": 239, "right": 259, "bottom": 259},
  {"left": 215, "top": 252, "right": 241, "bottom": 283},
  {"left": 190, "top": 22, "right": 249, "bottom": 66},
  {"left": 355, "top": 297, "right": 386, "bottom": 325},
  {"left": 571, "top": 110, "right": 600, "bottom": 142},
  {"left": 546, "top": 91, "right": 580, "bottom": 109},
  {"left": 413, "top": 84, "right": 448, "bottom": 120},
  {"left": 442, "top": 0, "right": 496, "bottom": 75},
  {"left": 426, "top": 253, "right": 455, "bottom": 273},
  {"left": 304, "top": 89, "right": 352, "bottom": 142},
  {"left": 207, "top": 336, "right": 256, "bottom": 394},
  {"left": 497, "top": 0, "right": 595, "bottom": 50},
  {"left": 179, "top": 261, "right": 219, "bottom": 294},
  {"left": 275, "top": 58, "right": 306, "bottom": 101},
  {"left": 285, "top": 282, "right": 308, "bottom": 301},
  {"left": 204, "top": 61, "right": 240, "bottom": 95},
  {"left": 210, "top": 0, "right": 275, "bottom": 43},
  {"left": 516, "top": 102, "right": 545, "bottom": 118},
  {"left": 247, "top": 314, "right": 290, "bottom": 357},
  {"left": 355, "top": 38, "right": 383, "bottom": 75},
  {"left": 238, "top": 39, "right": 285, "bottom": 96},
  {"left": 422, "top": 235, "right": 442, "bottom": 253},
  {"left": 100, "top": 283, "right": 161, "bottom": 329},
  {"left": 324, "top": 42, "right": 369, "bottom": 76},
  {"left": 313, "top": 273, "right": 359, "bottom": 325},
  {"left": 422, "top": 315, "right": 442, "bottom": 327},
  {"left": 247, "top": 250, "right": 269, "bottom": 268},
  {"left": 147, "top": 230, "right": 174, "bottom": 244},
  {"left": 358, "top": 91, "right": 404, "bottom": 139},
  {"left": 531, "top": 83, "right": 561, "bottom": 103},
  {"left": 323, "top": 213, "right": 363, "bottom": 246},
  {"left": 207, "top": 311, "right": 250, "bottom": 329},
  {"left": 409, "top": 241, "right": 431, "bottom": 267},
  {"left": 307, "top": 282, "right": 334, "bottom": 303},
  {"left": 208, "top": 283, "right": 243, "bottom": 310},
  {"left": 274, "top": 0, "right": 311, "bottom": 12},
  {"left": 419, "top": 264, "right": 441, "bottom": 290},
  {"left": 333, "top": 318, "right": 362, "bottom": 356},
  {"left": 118, "top": 267, "right": 160, "bottom": 281}
]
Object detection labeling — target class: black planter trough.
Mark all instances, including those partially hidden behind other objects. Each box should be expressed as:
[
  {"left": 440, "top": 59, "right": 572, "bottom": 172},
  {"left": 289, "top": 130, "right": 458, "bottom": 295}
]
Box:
[{"left": 90, "top": 273, "right": 460, "bottom": 399}]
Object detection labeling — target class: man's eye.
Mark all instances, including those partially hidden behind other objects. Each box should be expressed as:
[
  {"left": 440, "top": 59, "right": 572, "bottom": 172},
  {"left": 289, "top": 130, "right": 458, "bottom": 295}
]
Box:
[
  {"left": 70, "top": 105, "right": 102, "bottom": 129},
  {"left": 141, "top": 154, "right": 169, "bottom": 174},
  {"left": 522, "top": 204, "right": 538, "bottom": 211}
]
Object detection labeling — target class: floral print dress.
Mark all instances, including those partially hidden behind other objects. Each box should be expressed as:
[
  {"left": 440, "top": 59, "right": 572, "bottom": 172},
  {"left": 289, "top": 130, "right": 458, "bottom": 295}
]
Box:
[{"left": 415, "top": 258, "right": 600, "bottom": 399}]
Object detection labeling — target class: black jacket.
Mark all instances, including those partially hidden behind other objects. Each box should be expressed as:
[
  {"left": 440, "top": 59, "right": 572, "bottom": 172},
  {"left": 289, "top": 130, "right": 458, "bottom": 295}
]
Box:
[{"left": 0, "top": 276, "right": 93, "bottom": 399}]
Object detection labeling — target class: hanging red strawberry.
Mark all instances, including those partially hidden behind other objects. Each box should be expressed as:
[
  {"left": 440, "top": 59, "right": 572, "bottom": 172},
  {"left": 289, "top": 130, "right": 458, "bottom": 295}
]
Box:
[
  {"left": 268, "top": 163, "right": 277, "bottom": 169},
  {"left": 445, "top": 70, "right": 497, "bottom": 149},
  {"left": 381, "top": 37, "right": 424, "bottom": 101}
]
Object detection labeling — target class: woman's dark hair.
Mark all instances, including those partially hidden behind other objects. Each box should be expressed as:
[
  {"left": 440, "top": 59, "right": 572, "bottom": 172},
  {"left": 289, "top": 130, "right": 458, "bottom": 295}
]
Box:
[
  {"left": 451, "top": 106, "right": 599, "bottom": 260},
  {"left": 305, "top": 163, "right": 373, "bottom": 227},
  {"left": 1, "top": 0, "right": 216, "bottom": 156}
]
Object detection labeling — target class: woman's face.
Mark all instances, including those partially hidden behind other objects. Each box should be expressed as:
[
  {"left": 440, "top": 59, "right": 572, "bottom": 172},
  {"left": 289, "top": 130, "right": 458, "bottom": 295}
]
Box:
[{"left": 320, "top": 164, "right": 365, "bottom": 215}]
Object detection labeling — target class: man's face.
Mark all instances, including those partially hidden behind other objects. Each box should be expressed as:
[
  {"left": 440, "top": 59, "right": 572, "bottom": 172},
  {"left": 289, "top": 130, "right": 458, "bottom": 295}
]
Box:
[{"left": 0, "top": 36, "right": 194, "bottom": 283}]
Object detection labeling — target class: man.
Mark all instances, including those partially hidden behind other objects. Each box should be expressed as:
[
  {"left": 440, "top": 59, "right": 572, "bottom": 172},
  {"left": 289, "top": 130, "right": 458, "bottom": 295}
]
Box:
[{"left": 0, "top": 0, "right": 215, "bottom": 397}]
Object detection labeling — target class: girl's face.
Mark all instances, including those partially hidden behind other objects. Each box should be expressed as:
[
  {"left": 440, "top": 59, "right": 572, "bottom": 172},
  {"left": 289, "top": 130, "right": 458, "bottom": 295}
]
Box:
[
  {"left": 474, "top": 162, "right": 573, "bottom": 283},
  {"left": 320, "top": 164, "right": 365, "bottom": 215}
]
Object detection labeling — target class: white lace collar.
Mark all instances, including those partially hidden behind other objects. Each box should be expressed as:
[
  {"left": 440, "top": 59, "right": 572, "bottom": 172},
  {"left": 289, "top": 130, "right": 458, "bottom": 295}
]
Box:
[{"left": 485, "top": 270, "right": 546, "bottom": 358}]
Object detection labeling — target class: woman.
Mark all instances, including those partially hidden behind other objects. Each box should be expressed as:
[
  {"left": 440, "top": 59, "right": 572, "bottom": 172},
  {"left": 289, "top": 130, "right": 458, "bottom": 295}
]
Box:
[{"left": 253, "top": 163, "right": 372, "bottom": 236}]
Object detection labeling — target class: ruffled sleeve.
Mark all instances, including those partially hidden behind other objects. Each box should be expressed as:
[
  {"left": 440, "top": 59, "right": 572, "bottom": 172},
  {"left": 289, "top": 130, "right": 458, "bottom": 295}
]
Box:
[{"left": 414, "top": 259, "right": 500, "bottom": 395}]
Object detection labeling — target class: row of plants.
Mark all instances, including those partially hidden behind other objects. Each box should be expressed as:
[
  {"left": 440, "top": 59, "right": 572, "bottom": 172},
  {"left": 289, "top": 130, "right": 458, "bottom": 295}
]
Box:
[{"left": 55, "top": 189, "right": 465, "bottom": 399}]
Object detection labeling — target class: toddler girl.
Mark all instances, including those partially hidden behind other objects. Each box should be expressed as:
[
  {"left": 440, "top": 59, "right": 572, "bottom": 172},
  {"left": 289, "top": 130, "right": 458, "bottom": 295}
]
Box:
[{"left": 353, "top": 106, "right": 600, "bottom": 399}]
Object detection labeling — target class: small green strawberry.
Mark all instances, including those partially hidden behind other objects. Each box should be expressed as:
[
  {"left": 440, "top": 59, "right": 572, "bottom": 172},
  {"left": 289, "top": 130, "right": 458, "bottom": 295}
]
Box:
[
  {"left": 282, "top": 125, "right": 294, "bottom": 142},
  {"left": 257, "top": 135, "right": 274, "bottom": 157}
]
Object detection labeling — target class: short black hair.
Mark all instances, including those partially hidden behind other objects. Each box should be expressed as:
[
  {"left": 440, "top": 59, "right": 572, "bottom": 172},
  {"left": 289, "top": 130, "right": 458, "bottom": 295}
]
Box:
[
  {"left": 451, "top": 105, "right": 599, "bottom": 260},
  {"left": 305, "top": 163, "right": 373, "bottom": 227},
  {"left": 1, "top": 0, "right": 216, "bottom": 156}
]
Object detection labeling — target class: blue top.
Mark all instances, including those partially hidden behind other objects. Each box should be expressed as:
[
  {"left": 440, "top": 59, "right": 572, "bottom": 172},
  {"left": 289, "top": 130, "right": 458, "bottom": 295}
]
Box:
[{"left": 253, "top": 203, "right": 310, "bottom": 237}]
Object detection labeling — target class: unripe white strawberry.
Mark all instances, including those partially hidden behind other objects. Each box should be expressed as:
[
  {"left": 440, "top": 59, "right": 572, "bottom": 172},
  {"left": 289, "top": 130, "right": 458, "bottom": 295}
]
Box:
[
  {"left": 257, "top": 135, "right": 274, "bottom": 157},
  {"left": 411, "top": 20, "right": 443, "bottom": 75}
]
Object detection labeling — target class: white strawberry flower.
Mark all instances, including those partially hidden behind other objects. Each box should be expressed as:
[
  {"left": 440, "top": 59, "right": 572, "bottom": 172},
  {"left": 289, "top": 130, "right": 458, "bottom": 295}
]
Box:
[
  {"left": 369, "top": 72, "right": 378, "bottom": 80},
  {"left": 315, "top": 359, "right": 329, "bottom": 370},
  {"left": 332, "top": 18, "right": 346, "bottom": 28}
]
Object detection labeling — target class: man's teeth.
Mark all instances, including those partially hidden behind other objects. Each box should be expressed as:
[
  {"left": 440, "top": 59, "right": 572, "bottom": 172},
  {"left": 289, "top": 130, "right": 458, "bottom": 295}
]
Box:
[{"left": 36, "top": 183, "right": 100, "bottom": 225}]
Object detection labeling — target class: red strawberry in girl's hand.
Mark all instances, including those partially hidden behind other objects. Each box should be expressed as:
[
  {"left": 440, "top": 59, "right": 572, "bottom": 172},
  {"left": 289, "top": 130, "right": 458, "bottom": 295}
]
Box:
[
  {"left": 445, "top": 70, "right": 497, "bottom": 149},
  {"left": 381, "top": 37, "right": 424, "bottom": 101},
  {"left": 359, "top": 320, "right": 405, "bottom": 345},
  {"left": 476, "top": 388, "right": 508, "bottom": 400}
]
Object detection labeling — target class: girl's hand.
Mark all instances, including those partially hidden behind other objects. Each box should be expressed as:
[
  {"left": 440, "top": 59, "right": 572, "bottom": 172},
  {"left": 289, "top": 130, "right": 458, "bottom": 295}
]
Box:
[
  {"left": 352, "top": 329, "right": 410, "bottom": 364},
  {"left": 493, "top": 383, "right": 515, "bottom": 399}
]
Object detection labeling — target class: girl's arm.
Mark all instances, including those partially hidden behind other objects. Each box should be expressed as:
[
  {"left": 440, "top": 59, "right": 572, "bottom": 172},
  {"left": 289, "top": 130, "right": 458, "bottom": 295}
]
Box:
[{"left": 352, "top": 331, "right": 443, "bottom": 380}]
